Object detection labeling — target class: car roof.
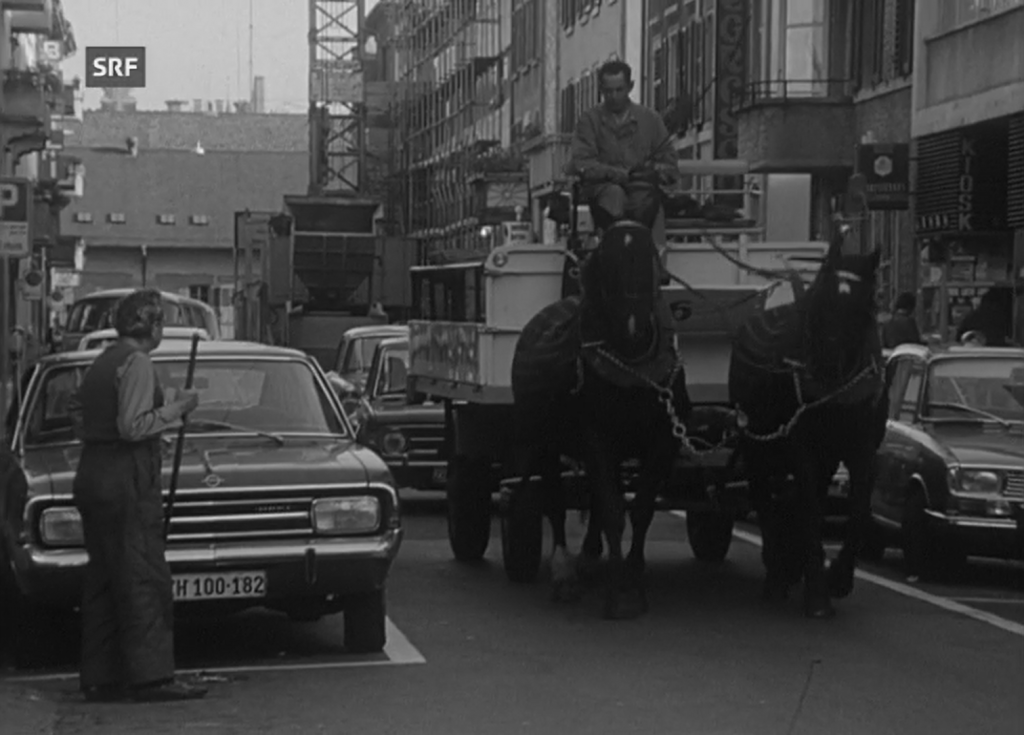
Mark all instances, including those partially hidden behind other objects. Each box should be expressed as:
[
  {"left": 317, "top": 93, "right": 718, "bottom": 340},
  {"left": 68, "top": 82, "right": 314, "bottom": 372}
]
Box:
[
  {"left": 343, "top": 324, "right": 408, "bottom": 339},
  {"left": 888, "top": 343, "right": 1024, "bottom": 361},
  {"left": 37, "top": 340, "right": 310, "bottom": 366},
  {"left": 377, "top": 337, "right": 409, "bottom": 351},
  {"left": 83, "top": 326, "right": 207, "bottom": 338},
  {"left": 72, "top": 289, "right": 206, "bottom": 305}
]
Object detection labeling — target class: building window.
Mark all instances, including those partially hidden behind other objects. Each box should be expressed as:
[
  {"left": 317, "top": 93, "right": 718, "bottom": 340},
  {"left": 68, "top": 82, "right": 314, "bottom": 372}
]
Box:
[
  {"left": 190, "top": 214, "right": 210, "bottom": 226},
  {"left": 156, "top": 213, "right": 176, "bottom": 225},
  {"left": 783, "top": 0, "right": 828, "bottom": 95},
  {"left": 852, "top": 0, "right": 914, "bottom": 92},
  {"left": 73, "top": 212, "right": 92, "bottom": 223},
  {"left": 108, "top": 213, "right": 126, "bottom": 224},
  {"left": 189, "top": 285, "right": 211, "bottom": 304}
]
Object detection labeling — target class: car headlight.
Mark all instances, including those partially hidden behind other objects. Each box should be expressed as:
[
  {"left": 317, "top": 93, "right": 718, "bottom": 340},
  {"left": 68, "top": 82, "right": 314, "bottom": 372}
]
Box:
[
  {"left": 39, "top": 507, "right": 84, "bottom": 547},
  {"left": 950, "top": 467, "right": 1003, "bottom": 496},
  {"left": 311, "top": 496, "right": 381, "bottom": 535},
  {"left": 380, "top": 430, "right": 407, "bottom": 457}
]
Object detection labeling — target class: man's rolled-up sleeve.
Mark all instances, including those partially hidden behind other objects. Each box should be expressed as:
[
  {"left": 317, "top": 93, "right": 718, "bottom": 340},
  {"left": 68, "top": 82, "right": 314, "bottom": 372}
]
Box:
[{"left": 116, "top": 352, "right": 184, "bottom": 441}]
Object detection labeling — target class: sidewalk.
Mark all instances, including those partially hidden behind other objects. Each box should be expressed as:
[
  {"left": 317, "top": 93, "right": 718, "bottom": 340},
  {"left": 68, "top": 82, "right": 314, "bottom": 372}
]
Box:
[{"left": 0, "top": 681, "right": 59, "bottom": 734}]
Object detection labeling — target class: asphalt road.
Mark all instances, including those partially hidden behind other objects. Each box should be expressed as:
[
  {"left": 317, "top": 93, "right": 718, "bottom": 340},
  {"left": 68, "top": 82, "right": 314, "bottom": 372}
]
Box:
[{"left": 2, "top": 490, "right": 1023, "bottom": 735}]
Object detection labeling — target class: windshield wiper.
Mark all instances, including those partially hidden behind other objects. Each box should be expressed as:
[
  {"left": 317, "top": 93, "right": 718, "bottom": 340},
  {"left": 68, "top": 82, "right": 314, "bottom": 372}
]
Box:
[
  {"left": 183, "top": 419, "right": 286, "bottom": 445},
  {"left": 926, "top": 402, "right": 1012, "bottom": 429}
]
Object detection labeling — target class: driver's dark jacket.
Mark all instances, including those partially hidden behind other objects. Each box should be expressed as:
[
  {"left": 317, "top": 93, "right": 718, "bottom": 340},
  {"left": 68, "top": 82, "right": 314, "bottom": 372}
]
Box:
[
  {"left": 568, "top": 102, "right": 677, "bottom": 199},
  {"left": 68, "top": 341, "right": 184, "bottom": 688}
]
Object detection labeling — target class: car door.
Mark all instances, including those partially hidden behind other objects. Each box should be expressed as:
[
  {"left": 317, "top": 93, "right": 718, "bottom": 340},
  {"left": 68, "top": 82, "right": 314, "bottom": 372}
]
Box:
[
  {"left": 873, "top": 356, "right": 912, "bottom": 520},
  {"left": 878, "top": 356, "right": 926, "bottom": 518}
]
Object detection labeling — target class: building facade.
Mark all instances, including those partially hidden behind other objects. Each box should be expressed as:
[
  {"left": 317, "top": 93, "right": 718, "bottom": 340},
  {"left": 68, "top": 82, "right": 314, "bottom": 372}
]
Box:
[
  {"left": 60, "top": 109, "right": 308, "bottom": 336},
  {"left": 910, "top": 0, "right": 1024, "bottom": 341},
  {"left": 389, "top": 0, "right": 519, "bottom": 263},
  {"left": 733, "top": 0, "right": 919, "bottom": 308}
]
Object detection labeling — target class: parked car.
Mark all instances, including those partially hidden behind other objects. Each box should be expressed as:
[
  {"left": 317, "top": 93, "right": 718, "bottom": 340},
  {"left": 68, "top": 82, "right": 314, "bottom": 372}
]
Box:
[
  {"left": 351, "top": 337, "right": 446, "bottom": 490},
  {"left": 77, "top": 325, "right": 210, "bottom": 352},
  {"left": 327, "top": 324, "right": 409, "bottom": 396},
  {"left": 0, "top": 340, "right": 402, "bottom": 667},
  {"left": 866, "top": 344, "right": 1024, "bottom": 578},
  {"left": 59, "top": 289, "right": 221, "bottom": 352}
]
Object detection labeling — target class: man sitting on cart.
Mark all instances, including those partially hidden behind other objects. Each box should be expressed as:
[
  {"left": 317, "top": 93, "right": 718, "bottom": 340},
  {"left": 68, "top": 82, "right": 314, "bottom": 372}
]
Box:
[{"left": 567, "top": 60, "right": 679, "bottom": 242}]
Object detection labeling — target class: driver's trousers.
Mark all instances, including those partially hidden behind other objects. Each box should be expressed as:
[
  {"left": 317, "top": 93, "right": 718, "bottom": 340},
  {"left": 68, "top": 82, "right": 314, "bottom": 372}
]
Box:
[{"left": 590, "top": 183, "right": 666, "bottom": 245}]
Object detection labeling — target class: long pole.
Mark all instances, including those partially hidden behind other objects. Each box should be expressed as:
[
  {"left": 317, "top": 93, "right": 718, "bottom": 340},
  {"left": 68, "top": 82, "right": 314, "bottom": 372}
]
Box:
[
  {"left": 0, "top": 257, "right": 9, "bottom": 432},
  {"left": 164, "top": 333, "right": 201, "bottom": 541}
]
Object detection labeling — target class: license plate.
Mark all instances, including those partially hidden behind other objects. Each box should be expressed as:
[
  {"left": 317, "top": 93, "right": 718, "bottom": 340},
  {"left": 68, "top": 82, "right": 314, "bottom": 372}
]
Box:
[
  {"left": 172, "top": 571, "right": 267, "bottom": 601},
  {"left": 432, "top": 466, "right": 447, "bottom": 484}
]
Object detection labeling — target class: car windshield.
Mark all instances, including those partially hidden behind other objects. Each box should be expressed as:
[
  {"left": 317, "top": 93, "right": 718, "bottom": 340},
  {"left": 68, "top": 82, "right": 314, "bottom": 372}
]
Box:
[
  {"left": 374, "top": 348, "right": 409, "bottom": 396},
  {"left": 341, "top": 337, "right": 386, "bottom": 375},
  {"left": 923, "top": 358, "right": 1024, "bottom": 424},
  {"left": 67, "top": 298, "right": 187, "bottom": 333},
  {"left": 20, "top": 358, "right": 347, "bottom": 446}
]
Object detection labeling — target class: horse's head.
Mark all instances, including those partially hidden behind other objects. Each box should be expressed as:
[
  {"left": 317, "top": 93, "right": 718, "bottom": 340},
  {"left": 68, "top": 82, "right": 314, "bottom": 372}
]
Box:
[
  {"left": 805, "top": 240, "right": 882, "bottom": 381},
  {"left": 581, "top": 221, "right": 662, "bottom": 361}
]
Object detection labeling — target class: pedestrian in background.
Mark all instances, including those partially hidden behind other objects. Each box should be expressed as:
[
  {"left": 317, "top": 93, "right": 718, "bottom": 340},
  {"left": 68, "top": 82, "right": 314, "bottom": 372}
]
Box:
[
  {"left": 956, "top": 285, "right": 1014, "bottom": 347},
  {"left": 69, "top": 288, "right": 207, "bottom": 703},
  {"left": 881, "top": 292, "right": 923, "bottom": 349}
]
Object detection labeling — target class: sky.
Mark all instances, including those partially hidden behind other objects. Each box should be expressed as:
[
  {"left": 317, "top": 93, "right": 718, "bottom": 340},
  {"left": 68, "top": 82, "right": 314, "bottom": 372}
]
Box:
[{"left": 61, "top": 0, "right": 379, "bottom": 112}]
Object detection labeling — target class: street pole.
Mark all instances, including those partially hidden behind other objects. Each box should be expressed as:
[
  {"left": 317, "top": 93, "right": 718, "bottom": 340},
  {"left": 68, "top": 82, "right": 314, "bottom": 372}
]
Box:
[{"left": 1, "top": 256, "right": 9, "bottom": 429}]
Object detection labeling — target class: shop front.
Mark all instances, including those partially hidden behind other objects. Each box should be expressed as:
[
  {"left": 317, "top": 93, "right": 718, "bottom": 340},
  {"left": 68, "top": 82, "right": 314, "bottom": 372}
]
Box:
[{"left": 914, "top": 112, "right": 1023, "bottom": 344}]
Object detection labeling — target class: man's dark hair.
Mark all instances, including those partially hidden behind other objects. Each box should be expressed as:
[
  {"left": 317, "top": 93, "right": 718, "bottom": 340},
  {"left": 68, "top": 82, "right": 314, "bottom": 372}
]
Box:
[
  {"left": 597, "top": 60, "right": 632, "bottom": 86},
  {"left": 894, "top": 292, "right": 916, "bottom": 312}
]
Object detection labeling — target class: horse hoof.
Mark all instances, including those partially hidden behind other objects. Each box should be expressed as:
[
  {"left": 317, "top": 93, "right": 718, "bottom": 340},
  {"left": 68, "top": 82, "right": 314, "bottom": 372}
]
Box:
[{"left": 804, "top": 598, "right": 836, "bottom": 619}]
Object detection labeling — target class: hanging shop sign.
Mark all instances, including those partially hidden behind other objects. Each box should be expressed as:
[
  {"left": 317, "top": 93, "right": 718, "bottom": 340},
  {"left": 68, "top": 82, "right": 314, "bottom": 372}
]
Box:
[{"left": 857, "top": 143, "right": 909, "bottom": 210}]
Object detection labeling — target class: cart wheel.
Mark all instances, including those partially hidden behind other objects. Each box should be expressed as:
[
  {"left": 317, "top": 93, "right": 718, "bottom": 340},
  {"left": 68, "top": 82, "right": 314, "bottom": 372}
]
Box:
[
  {"left": 687, "top": 510, "right": 735, "bottom": 563},
  {"left": 501, "top": 485, "right": 544, "bottom": 583},
  {"left": 446, "top": 457, "right": 493, "bottom": 562}
]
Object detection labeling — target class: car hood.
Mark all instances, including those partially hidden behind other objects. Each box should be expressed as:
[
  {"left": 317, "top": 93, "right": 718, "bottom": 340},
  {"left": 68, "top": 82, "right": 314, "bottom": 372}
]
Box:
[
  {"left": 928, "top": 425, "right": 1024, "bottom": 469},
  {"left": 22, "top": 437, "right": 388, "bottom": 497}
]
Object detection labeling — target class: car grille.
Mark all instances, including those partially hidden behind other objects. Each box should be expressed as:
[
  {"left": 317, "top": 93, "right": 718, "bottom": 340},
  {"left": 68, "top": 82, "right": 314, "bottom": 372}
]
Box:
[
  {"left": 1005, "top": 471, "right": 1024, "bottom": 501},
  {"left": 164, "top": 485, "right": 390, "bottom": 542},
  {"left": 392, "top": 423, "right": 444, "bottom": 463}
]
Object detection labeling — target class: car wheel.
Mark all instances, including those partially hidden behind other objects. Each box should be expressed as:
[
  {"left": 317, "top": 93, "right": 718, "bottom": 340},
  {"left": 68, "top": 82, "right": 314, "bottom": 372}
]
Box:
[
  {"left": 902, "top": 486, "right": 965, "bottom": 581},
  {"left": 446, "top": 458, "right": 493, "bottom": 562},
  {"left": 344, "top": 589, "right": 386, "bottom": 654},
  {"left": 686, "top": 510, "right": 734, "bottom": 563}
]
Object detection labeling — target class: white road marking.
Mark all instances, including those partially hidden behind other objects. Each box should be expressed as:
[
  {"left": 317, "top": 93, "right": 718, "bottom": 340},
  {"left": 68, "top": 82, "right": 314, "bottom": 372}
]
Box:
[
  {"left": 4, "top": 618, "right": 425, "bottom": 684},
  {"left": 670, "top": 511, "right": 1024, "bottom": 638},
  {"left": 948, "top": 597, "right": 1024, "bottom": 605}
]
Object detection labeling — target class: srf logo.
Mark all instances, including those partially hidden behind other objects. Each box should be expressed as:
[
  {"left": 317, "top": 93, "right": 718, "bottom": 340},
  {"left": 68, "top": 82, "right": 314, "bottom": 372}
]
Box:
[{"left": 85, "top": 47, "right": 146, "bottom": 88}]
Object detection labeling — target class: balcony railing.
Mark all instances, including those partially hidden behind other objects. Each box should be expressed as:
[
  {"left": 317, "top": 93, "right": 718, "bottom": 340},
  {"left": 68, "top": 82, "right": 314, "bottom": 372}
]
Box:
[{"left": 733, "top": 78, "right": 853, "bottom": 111}]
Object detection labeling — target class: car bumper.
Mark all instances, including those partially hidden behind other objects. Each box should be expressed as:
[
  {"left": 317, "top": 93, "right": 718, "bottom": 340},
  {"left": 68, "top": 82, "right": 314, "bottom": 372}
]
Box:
[
  {"left": 14, "top": 530, "right": 404, "bottom": 610},
  {"left": 383, "top": 458, "right": 447, "bottom": 489},
  {"left": 924, "top": 509, "right": 1024, "bottom": 558}
]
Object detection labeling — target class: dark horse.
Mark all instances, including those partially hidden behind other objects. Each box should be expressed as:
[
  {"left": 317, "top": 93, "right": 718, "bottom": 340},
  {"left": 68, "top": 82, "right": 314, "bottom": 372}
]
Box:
[
  {"left": 510, "top": 209, "right": 692, "bottom": 619},
  {"left": 727, "top": 233, "right": 889, "bottom": 618}
]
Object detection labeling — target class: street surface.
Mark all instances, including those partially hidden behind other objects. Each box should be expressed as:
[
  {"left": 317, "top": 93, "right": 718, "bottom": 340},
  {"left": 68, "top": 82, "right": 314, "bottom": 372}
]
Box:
[{"left": 2, "top": 490, "right": 1022, "bottom": 735}]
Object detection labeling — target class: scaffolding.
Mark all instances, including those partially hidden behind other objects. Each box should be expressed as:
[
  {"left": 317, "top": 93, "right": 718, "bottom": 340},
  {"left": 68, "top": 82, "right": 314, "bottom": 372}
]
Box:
[{"left": 391, "top": 0, "right": 508, "bottom": 262}]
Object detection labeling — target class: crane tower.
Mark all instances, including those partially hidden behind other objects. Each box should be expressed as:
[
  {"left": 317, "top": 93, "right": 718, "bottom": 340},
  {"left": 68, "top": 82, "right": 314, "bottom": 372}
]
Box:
[{"left": 309, "top": 0, "right": 367, "bottom": 195}]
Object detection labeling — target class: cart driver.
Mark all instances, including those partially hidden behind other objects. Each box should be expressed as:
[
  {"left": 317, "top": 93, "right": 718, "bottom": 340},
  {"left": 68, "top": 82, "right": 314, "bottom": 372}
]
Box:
[{"left": 567, "top": 60, "right": 679, "bottom": 244}]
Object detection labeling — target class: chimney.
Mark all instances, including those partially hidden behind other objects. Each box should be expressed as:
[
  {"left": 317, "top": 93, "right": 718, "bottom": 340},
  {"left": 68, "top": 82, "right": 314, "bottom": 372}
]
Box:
[
  {"left": 165, "top": 99, "right": 187, "bottom": 112},
  {"left": 252, "top": 76, "right": 265, "bottom": 114},
  {"left": 193, "top": 98, "right": 203, "bottom": 113}
]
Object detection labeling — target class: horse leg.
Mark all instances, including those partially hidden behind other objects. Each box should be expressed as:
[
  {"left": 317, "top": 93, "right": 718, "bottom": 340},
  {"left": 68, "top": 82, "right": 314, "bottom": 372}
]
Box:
[
  {"left": 827, "top": 450, "right": 875, "bottom": 599},
  {"left": 581, "top": 431, "right": 634, "bottom": 620},
  {"left": 576, "top": 508, "right": 604, "bottom": 584},
  {"left": 543, "top": 452, "right": 583, "bottom": 603},
  {"left": 751, "top": 474, "right": 791, "bottom": 602},
  {"left": 624, "top": 437, "right": 675, "bottom": 614},
  {"left": 793, "top": 451, "right": 835, "bottom": 619}
]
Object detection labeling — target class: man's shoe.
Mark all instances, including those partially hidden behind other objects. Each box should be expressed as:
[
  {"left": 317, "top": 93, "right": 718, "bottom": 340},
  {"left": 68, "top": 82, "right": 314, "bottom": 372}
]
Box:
[
  {"left": 82, "top": 684, "right": 129, "bottom": 703},
  {"left": 131, "top": 677, "right": 208, "bottom": 702}
]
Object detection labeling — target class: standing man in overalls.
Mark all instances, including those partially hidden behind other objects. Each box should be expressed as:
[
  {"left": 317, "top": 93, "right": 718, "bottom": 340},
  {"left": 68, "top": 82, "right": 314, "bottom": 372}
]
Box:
[{"left": 70, "top": 288, "right": 207, "bottom": 702}]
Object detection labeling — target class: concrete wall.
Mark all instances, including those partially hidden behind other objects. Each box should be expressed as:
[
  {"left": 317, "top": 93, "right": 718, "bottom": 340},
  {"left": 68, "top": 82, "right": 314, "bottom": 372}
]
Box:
[{"left": 912, "top": 3, "right": 1024, "bottom": 136}]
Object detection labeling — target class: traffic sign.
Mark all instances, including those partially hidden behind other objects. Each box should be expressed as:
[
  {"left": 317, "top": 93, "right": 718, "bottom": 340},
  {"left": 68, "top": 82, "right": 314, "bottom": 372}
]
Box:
[
  {"left": 1, "top": 178, "right": 32, "bottom": 258},
  {"left": 20, "top": 269, "right": 44, "bottom": 300}
]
